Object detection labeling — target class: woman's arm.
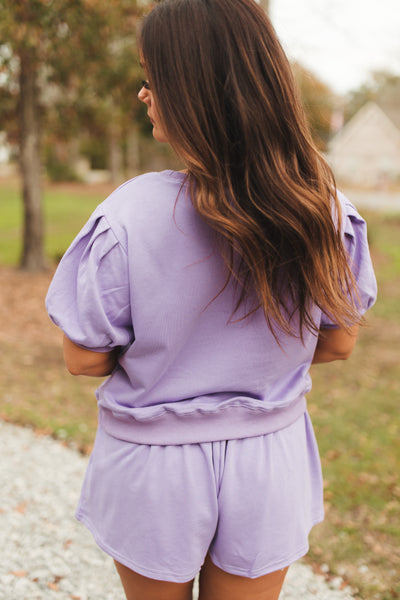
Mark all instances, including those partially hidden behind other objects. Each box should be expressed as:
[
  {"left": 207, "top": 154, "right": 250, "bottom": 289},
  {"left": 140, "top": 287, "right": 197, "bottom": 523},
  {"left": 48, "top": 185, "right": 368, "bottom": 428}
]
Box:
[
  {"left": 312, "top": 325, "right": 359, "bottom": 364},
  {"left": 63, "top": 334, "right": 119, "bottom": 377}
]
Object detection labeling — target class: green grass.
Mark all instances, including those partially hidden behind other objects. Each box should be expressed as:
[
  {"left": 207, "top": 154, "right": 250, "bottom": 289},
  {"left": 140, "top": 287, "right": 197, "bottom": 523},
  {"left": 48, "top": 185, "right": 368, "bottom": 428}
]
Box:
[
  {"left": 0, "top": 185, "right": 24, "bottom": 264},
  {"left": 307, "top": 210, "right": 400, "bottom": 599},
  {"left": 0, "top": 183, "right": 105, "bottom": 265},
  {"left": 44, "top": 188, "right": 108, "bottom": 262},
  {"left": 1, "top": 183, "right": 400, "bottom": 598}
]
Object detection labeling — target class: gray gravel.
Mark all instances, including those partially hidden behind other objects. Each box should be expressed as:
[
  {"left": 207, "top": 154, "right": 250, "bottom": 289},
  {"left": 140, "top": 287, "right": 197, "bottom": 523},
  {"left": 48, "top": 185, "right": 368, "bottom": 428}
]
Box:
[{"left": 0, "top": 420, "right": 359, "bottom": 599}]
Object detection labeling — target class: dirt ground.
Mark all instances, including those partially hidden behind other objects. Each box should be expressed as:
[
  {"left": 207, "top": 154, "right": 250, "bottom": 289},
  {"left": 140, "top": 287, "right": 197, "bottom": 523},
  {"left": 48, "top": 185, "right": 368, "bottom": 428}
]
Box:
[
  {"left": 0, "top": 264, "right": 100, "bottom": 451},
  {"left": 0, "top": 265, "right": 57, "bottom": 350}
]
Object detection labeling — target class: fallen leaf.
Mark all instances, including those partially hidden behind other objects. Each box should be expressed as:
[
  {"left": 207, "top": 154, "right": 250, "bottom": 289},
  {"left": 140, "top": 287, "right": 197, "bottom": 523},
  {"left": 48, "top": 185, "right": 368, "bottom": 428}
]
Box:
[
  {"left": 10, "top": 571, "right": 28, "bottom": 578},
  {"left": 359, "top": 472, "right": 379, "bottom": 485},
  {"left": 14, "top": 502, "right": 27, "bottom": 514},
  {"left": 47, "top": 582, "right": 59, "bottom": 591},
  {"left": 325, "top": 449, "right": 342, "bottom": 461}
]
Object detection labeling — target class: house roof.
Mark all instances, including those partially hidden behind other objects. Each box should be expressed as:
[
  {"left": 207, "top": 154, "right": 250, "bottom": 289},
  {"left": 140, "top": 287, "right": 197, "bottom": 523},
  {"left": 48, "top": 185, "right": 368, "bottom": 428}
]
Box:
[
  {"left": 329, "top": 101, "right": 400, "bottom": 152},
  {"left": 382, "top": 105, "right": 400, "bottom": 131}
]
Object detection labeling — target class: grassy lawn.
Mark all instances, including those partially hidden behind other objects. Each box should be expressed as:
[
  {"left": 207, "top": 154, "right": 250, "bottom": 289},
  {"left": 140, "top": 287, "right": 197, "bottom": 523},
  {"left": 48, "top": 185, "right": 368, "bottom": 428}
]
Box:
[
  {"left": 1, "top": 180, "right": 399, "bottom": 599},
  {"left": 0, "top": 179, "right": 113, "bottom": 265},
  {"left": 306, "top": 211, "right": 400, "bottom": 599}
]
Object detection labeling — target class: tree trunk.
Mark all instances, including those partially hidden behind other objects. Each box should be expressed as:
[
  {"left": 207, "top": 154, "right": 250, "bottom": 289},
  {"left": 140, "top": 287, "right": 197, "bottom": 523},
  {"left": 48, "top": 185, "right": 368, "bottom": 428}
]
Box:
[{"left": 19, "top": 51, "right": 46, "bottom": 271}]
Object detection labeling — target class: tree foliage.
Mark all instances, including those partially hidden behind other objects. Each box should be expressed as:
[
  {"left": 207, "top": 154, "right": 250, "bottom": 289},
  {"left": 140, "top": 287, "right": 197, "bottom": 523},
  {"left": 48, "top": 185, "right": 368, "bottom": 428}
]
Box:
[
  {"left": 344, "top": 70, "right": 400, "bottom": 124},
  {"left": 0, "top": 0, "right": 344, "bottom": 268},
  {"left": 0, "top": 0, "right": 143, "bottom": 270},
  {"left": 292, "top": 62, "right": 337, "bottom": 150},
  {"left": 1, "top": 0, "right": 143, "bottom": 147}
]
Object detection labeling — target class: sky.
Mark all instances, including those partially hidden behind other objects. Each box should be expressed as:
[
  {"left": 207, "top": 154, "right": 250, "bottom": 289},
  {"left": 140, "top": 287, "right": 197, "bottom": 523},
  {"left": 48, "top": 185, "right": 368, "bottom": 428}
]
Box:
[{"left": 270, "top": 0, "right": 400, "bottom": 95}]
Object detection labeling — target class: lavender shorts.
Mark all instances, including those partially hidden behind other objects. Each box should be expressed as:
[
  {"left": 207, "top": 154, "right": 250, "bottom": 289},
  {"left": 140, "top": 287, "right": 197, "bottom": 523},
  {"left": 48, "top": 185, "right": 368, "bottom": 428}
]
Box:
[{"left": 76, "top": 412, "right": 324, "bottom": 583}]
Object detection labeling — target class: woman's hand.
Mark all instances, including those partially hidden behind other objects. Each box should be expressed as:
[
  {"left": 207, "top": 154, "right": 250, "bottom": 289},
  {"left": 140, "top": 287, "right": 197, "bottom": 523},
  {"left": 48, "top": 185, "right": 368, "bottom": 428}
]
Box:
[
  {"left": 312, "top": 325, "right": 359, "bottom": 364},
  {"left": 63, "top": 335, "right": 119, "bottom": 377}
]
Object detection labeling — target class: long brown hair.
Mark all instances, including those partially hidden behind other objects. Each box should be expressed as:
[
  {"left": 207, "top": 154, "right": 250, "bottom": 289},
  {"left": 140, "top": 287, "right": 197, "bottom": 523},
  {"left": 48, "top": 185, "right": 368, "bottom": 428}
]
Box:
[{"left": 139, "top": 0, "right": 360, "bottom": 337}]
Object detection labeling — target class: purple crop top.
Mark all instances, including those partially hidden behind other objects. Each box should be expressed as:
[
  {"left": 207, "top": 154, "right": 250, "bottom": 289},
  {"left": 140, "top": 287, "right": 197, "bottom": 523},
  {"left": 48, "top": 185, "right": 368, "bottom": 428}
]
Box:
[{"left": 46, "top": 170, "right": 377, "bottom": 445}]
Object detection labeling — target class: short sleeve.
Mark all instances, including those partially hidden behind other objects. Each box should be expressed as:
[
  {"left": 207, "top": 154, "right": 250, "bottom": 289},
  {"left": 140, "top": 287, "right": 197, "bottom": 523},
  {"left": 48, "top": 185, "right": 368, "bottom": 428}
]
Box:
[
  {"left": 320, "top": 196, "right": 377, "bottom": 328},
  {"left": 46, "top": 209, "right": 134, "bottom": 352}
]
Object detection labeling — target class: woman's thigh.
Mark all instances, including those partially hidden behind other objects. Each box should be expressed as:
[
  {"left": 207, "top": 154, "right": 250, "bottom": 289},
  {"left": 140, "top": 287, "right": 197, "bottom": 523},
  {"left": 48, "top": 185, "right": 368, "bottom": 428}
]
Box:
[
  {"left": 115, "top": 560, "right": 194, "bottom": 600},
  {"left": 198, "top": 554, "right": 288, "bottom": 600},
  {"left": 115, "top": 556, "right": 287, "bottom": 600}
]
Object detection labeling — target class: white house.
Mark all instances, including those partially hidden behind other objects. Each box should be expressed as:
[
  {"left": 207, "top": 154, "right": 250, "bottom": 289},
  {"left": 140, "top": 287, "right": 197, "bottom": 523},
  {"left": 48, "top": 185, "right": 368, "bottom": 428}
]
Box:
[{"left": 328, "top": 102, "right": 400, "bottom": 188}]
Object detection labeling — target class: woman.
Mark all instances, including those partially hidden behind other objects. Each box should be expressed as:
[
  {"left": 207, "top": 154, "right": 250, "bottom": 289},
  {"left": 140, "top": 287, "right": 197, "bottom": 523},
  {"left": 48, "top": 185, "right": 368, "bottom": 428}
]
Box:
[{"left": 46, "top": 1, "right": 377, "bottom": 598}]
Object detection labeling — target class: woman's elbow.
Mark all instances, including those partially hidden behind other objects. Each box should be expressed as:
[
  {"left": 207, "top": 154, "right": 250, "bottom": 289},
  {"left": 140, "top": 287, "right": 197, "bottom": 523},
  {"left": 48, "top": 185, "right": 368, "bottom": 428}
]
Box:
[
  {"left": 62, "top": 335, "right": 98, "bottom": 376},
  {"left": 64, "top": 356, "right": 84, "bottom": 376},
  {"left": 331, "top": 336, "right": 358, "bottom": 360},
  {"left": 65, "top": 361, "right": 106, "bottom": 377},
  {"left": 313, "top": 325, "right": 359, "bottom": 364},
  {"left": 335, "top": 347, "right": 354, "bottom": 361}
]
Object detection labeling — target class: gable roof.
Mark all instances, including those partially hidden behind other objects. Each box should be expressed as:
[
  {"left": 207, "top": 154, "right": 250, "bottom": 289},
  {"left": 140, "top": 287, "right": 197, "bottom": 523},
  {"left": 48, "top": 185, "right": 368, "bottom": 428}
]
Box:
[
  {"left": 382, "top": 105, "right": 400, "bottom": 131},
  {"left": 329, "top": 101, "right": 400, "bottom": 152}
]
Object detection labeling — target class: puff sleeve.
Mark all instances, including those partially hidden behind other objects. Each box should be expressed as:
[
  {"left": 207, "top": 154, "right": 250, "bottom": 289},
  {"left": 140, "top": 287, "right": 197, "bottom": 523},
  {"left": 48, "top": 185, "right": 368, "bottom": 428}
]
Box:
[
  {"left": 46, "top": 209, "right": 134, "bottom": 352},
  {"left": 320, "top": 197, "right": 377, "bottom": 328}
]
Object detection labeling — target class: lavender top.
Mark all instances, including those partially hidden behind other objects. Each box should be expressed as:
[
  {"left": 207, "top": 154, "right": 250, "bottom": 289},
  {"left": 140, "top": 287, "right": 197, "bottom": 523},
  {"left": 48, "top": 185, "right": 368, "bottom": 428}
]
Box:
[{"left": 46, "top": 171, "right": 377, "bottom": 445}]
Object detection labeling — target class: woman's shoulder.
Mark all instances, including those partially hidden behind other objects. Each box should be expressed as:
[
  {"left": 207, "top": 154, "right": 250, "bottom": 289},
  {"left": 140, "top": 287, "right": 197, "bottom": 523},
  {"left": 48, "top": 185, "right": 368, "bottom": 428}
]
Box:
[
  {"left": 108, "top": 170, "right": 186, "bottom": 203},
  {"left": 98, "top": 170, "right": 189, "bottom": 241},
  {"left": 335, "top": 189, "right": 368, "bottom": 241},
  {"left": 101, "top": 170, "right": 185, "bottom": 217},
  {"left": 336, "top": 189, "right": 364, "bottom": 221}
]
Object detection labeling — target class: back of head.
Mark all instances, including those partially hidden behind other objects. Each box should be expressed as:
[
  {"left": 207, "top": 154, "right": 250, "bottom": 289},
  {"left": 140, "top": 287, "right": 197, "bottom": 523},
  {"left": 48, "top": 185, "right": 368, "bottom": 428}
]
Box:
[
  {"left": 140, "top": 0, "right": 305, "bottom": 177},
  {"left": 139, "top": 0, "right": 360, "bottom": 337}
]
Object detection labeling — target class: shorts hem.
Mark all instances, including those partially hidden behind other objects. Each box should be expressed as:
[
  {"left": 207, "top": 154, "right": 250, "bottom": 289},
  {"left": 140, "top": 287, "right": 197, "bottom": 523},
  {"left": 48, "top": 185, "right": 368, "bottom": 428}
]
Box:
[
  {"left": 208, "top": 513, "right": 324, "bottom": 579},
  {"left": 76, "top": 510, "right": 200, "bottom": 583}
]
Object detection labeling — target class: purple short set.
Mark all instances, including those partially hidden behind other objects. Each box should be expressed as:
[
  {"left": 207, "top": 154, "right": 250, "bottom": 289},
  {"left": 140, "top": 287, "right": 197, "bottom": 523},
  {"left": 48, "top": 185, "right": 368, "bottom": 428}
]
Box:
[
  {"left": 46, "top": 174, "right": 376, "bottom": 583},
  {"left": 76, "top": 412, "right": 324, "bottom": 583}
]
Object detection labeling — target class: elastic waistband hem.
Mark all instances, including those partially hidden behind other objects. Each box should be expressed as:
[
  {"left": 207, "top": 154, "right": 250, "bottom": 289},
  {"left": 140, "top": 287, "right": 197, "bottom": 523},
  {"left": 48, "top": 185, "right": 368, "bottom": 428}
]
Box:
[{"left": 98, "top": 396, "right": 307, "bottom": 445}]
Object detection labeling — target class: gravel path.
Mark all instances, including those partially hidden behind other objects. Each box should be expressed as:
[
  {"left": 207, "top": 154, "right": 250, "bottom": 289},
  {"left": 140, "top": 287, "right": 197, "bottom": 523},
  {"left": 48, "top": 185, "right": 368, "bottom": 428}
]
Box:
[{"left": 0, "top": 420, "right": 359, "bottom": 600}]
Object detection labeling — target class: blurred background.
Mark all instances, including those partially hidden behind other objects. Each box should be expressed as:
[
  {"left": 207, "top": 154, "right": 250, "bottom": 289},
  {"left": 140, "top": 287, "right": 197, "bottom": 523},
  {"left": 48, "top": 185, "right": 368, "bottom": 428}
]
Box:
[
  {"left": 1, "top": 0, "right": 400, "bottom": 270},
  {"left": 0, "top": 1, "right": 399, "bottom": 599}
]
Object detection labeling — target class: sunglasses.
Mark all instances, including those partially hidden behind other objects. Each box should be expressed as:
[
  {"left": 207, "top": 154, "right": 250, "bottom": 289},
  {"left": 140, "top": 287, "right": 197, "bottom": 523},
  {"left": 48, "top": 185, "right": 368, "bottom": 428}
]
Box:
[{"left": 141, "top": 80, "right": 151, "bottom": 90}]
